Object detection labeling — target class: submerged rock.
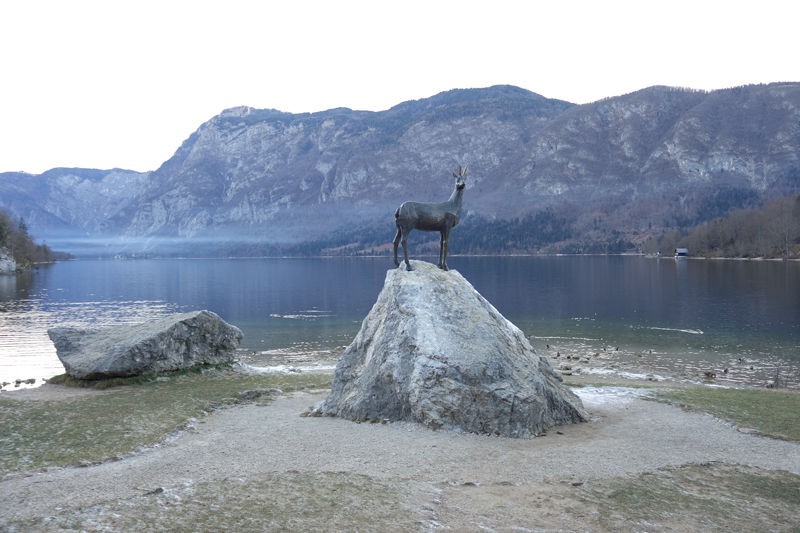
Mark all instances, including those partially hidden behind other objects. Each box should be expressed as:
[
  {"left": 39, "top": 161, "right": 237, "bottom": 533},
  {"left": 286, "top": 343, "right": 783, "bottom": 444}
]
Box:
[
  {"left": 48, "top": 310, "right": 243, "bottom": 380},
  {"left": 313, "top": 260, "right": 587, "bottom": 437}
]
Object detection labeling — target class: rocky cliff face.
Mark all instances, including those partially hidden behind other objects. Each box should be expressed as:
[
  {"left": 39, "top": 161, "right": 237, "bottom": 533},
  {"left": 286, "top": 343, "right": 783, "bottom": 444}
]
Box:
[
  {"left": 0, "top": 168, "right": 148, "bottom": 239},
  {"left": 100, "top": 86, "right": 572, "bottom": 253},
  {"left": 523, "top": 85, "right": 800, "bottom": 199},
  {"left": 3, "top": 83, "right": 799, "bottom": 255},
  {"left": 0, "top": 249, "right": 16, "bottom": 274}
]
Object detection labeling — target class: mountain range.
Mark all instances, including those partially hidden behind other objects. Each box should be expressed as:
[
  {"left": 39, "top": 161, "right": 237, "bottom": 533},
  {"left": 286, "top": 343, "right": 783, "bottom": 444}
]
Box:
[{"left": 2, "top": 83, "right": 799, "bottom": 257}]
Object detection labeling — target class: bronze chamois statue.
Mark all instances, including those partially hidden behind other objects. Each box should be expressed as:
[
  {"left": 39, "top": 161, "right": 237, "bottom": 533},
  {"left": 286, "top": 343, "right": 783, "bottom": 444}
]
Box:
[{"left": 393, "top": 164, "right": 467, "bottom": 271}]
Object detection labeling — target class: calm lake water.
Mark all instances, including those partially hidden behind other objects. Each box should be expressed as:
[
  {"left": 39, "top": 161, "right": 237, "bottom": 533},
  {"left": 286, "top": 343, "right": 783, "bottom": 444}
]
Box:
[{"left": 1, "top": 256, "right": 798, "bottom": 390}]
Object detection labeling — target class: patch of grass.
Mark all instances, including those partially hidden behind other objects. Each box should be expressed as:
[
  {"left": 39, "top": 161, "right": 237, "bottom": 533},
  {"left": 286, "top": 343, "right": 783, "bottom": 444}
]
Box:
[
  {"left": 576, "top": 463, "right": 800, "bottom": 532},
  {"left": 653, "top": 387, "right": 800, "bottom": 440},
  {"left": 0, "top": 368, "right": 333, "bottom": 477},
  {"left": 4, "top": 471, "right": 431, "bottom": 533},
  {"left": 46, "top": 363, "right": 233, "bottom": 389}
]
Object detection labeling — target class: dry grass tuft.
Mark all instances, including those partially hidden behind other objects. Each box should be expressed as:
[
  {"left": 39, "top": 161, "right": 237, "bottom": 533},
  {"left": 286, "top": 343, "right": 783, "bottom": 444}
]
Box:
[
  {"left": 3, "top": 471, "right": 433, "bottom": 532},
  {"left": 0, "top": 367, "right": 332, "bottom": 477},
  {"left": 652, "top": 387, "right": 800, "bottom": 440}
]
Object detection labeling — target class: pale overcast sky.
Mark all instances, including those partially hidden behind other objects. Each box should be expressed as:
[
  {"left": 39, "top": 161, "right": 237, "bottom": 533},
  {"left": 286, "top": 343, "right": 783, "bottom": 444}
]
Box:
[{"left": 1, "top": 0, "right": 797, "bottom": 174}]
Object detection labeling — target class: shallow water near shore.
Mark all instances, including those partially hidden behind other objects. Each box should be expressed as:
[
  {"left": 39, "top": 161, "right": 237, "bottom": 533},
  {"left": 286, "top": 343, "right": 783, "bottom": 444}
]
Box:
[{"left": 1, "top": 256, "right": 798, "bottom": 390}]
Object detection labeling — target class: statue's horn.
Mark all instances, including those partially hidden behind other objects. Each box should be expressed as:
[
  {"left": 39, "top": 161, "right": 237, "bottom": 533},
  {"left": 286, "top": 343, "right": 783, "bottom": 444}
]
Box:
[{"left": 463, "top": 164, "right": 468, "bottom": 175}]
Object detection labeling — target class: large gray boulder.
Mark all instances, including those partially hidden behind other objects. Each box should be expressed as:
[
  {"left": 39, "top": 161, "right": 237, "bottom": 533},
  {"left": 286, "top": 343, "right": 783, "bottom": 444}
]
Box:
[
  {"left": 48, "top": 310, "right": 243, "bottom": 380},
  {"left": 314, "top": 260, "right": 587, "bottom": 437}
]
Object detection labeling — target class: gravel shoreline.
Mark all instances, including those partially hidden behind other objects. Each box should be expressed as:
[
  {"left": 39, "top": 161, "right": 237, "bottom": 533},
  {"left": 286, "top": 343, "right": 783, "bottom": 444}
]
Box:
[{"left": 2, "top": 380, "right": 800, "bottom": 526}]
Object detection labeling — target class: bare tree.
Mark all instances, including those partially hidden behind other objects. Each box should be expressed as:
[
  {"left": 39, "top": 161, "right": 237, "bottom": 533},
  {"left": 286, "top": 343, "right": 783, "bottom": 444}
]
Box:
[{"left": 765, "top": 197, "right": 799, "bottom": 256}]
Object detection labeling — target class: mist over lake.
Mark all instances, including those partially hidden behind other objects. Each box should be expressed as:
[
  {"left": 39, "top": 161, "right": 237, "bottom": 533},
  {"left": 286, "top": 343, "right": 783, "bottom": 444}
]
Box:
[{"left": 1, "top": 256, "right": 798, "bottom": 390}]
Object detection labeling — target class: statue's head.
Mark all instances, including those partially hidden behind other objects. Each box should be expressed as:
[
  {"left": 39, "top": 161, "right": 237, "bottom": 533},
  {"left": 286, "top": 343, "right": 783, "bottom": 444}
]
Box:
[{"left": 452, "top": 164, "right": 468, "bottom": 190}]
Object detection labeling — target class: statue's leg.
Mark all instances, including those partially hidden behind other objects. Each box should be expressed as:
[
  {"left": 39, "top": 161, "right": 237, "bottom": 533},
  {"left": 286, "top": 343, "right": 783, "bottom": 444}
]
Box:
[
  {"left": 438, "top": 231, "right": 445, "bottom": 269},
  {"left": 393, "top": 227, "right": 402, "bottom": 267},
  {"left": 440, "top": 227, "right": 451, "bottom": 271},
  {"left": 401, "top": 230, "right": 412, "bottom": 271}
]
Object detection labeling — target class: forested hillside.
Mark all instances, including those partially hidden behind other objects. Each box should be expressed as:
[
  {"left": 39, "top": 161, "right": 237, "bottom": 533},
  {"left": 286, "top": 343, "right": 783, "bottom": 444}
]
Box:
[
  {"left": 660, "top": 194, "right": 800, "bottom": 257},
  {"left": 0, "top": 208, "right": 62, "bottom": 270}
]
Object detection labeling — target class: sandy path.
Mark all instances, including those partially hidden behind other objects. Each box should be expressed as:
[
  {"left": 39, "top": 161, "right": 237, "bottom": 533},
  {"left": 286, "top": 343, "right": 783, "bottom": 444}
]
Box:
[{"left": 2, "top": 386, "right": 800, "bottom": 525}]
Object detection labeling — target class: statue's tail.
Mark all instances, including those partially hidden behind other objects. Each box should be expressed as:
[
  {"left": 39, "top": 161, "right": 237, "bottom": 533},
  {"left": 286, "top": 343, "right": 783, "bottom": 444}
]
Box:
[{"left": 394, "top": 206, "right": 401, "bottom": 219}]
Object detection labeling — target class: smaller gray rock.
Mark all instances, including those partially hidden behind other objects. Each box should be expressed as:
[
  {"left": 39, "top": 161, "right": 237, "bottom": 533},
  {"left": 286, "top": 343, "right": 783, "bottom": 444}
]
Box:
[
  {"left": 237, "top": 388, "right": 282, "bottom": 400},
  {"left": 48, "top": 310, "right": 243, "bottom": 380}
]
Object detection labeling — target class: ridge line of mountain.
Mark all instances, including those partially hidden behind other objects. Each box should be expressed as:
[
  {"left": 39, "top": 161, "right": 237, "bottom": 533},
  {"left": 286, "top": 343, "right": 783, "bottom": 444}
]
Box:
[{"left": 2, "top": 82, "right": 798, "bottom": 257}]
